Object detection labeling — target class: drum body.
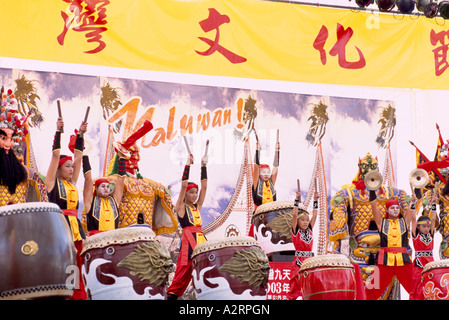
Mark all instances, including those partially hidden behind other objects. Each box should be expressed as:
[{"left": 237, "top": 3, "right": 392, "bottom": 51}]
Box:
[
  {"left": 422, "top": 260, "right": 449, "bottom": 300},
  {"left": 0, "top": 202, "right": 76, "bottom": 299},
  {"left": 253, "top": 201, "right": 295, "bottom": 257},
  {"left": 81, "top": 226, "right": 173, "bottom": 300},
  {"left": 191, "top": 237, "right": 270, "bottom": 300},
  {"left": 298, "top": 254, "right": 356, "bottom": 300}
]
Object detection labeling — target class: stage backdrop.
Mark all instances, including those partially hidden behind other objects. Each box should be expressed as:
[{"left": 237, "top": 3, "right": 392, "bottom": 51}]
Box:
[{"left": 1, "top": 0, "right": 449, "bottom": 90}]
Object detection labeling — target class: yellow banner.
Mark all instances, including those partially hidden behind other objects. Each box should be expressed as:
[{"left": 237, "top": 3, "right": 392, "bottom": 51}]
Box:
[{"left": 2, "top": 0, "right": 449, "bottom": 90}]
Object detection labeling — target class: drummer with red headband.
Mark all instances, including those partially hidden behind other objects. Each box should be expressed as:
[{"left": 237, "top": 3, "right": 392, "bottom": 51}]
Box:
[
  {"left": 81, "top": 121, "right": 153, "bottom": 235},
  {"left": 81, "top": 155, "right": 125, "bottom": 235},
  {"left": 167, "top": 151, "right": 208, "bottom": 300},
  {"left": 45, "top": 116, "right": 87, "bottom": 300},
  {"left": 287, "top": 188, "right": 318, "bottom": 300},
  {"left": 249, "top": 136, "right": 280, "bottom": 236},
  {"left": 409, "top": 191, "right": 436, "bottom": 300},
  {"left": 366, "top": 193, "right": 414, "bottom": 300}
]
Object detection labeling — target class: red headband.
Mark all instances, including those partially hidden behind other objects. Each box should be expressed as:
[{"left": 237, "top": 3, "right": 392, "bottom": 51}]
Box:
[
  {"left": 259, "top": 164, "right": 270, "bottom": 170},
  {"left": 186, "top": 183, "right": 198, "bottom": 192},
  {"left": 58, "top": 156, "right": 72, "bottom": 167},
  {"left": 386, "top": 200, "right": 399, "bottom": 210},
  {"left": 95, "top": 178, "right": 109, "bottom": 188}
]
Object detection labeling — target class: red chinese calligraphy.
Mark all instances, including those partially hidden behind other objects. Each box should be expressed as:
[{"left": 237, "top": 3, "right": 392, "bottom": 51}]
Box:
[
  {"left": 430, "top": 29, "right": 449, "bottom": 76},
  {"left": 57, "top": 0, "right": 109, "bottom": 54},
  {"left": 313, "top": 23, "right": 366, "bottom": 70},
  {"left": 196, "top": 8, "right": 247, "bottom": 64}
]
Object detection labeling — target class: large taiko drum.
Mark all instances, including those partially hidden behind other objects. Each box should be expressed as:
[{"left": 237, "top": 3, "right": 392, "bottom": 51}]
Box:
[
  {"left": 191, "top": 236, "right": 270, "bottom": 300},
  {"left": 422, "top": 260, "right": 449, "bottom": 300},
  {"left": 253, "top": 201, "right": 295, "bottom": 258},
  {"left": 298, "top": 254, "right": 356, "bottom": 300},
  {"left": 0, "top": 202, "right": 76, "bottom": 300},
  {"left": 81, "top": 226, "right": 173, "bottom": 300}
]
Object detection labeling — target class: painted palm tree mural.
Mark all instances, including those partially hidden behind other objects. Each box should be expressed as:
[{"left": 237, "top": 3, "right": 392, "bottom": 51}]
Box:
[
  {"left": 14, "top": 74, "right": 44, "bottom": 128},
  {"left": 376, "top": 104, "right": 396, "bottom": 187},
  {"left": 376, "top": 104, "right": 396, "bottom": 149},
  {"left": 305, "top": 99, "right": 329, "bottom": 147},
  {"left": 100, "top": 81, "right": 122, "bottom": 133},
  {"left": 234, "top": 94, "right": 258, "bottom": 141}
]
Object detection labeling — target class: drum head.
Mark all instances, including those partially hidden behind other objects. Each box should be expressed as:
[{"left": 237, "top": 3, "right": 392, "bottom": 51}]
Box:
[{"left": 299, "top": 254, "right": 354, "bottom": 273}]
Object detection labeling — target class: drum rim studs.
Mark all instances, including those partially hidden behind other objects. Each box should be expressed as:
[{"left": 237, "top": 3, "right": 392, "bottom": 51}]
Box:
[
  {"left": 85, "top": 252, "right": 91, "bottom": 261},
  {"left": 208, "top": 253, "right": 216, "bottom": 262},
  {"left": 428, "top": 272, "right": 434, "bottom": 280},
  {"left": 106, "top": 246, "right": 115, "bottom": 255}
]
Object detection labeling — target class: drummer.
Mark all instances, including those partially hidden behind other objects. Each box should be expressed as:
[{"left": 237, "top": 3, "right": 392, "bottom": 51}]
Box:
[
  {"left": 81, "top": 151, "right": 126, "bottom": 235},
  {"left": 409, "top": 192, "right": 436, "bottom": 300},
  {"left": 366, "top": 191, "right": 415, "bottom": 300},
  {"left": 249, "top": 138, "right": 280, "bottom": 236},
  {"left": 166, "top": 152, "right": 208, "bottom": 300},
  {"left": 45, "top": 116, "right": 87, "bottom": 300},
  {"left": 287, "top": 189, "right": 318, "bottom": 300}
]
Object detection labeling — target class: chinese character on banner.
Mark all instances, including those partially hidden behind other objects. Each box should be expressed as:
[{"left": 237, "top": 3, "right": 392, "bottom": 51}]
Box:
[
  {"left": 57, "top": 0, "right": 109, "bottom": 54},
  {"left": 196, "top": 8, "right": 247, "bottom": 64},
  {"left": 313, "top": 23, "right": 366, "bottom": 70},
  {"left": 430, "top": 29, "right": 449, "bottom": 76},
  {"left": 266, "top": 262, "right": 291, "bottom": 300}
]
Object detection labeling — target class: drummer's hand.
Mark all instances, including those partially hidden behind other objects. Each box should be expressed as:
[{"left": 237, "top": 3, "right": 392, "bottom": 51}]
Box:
[
  {"left": 314, "top": 191, "right": 319, "bottom": 200},
  {"left": 187, "top": 153, "right": 194, "bottom": 165},
  {"left": 295, "top": 191, "right": 301, "bottom": 201},
  {"left": 79, "top": 121, "right": 88, "bottom": 135},
  {"left": 57, "top": 117, "right": 64, "bottom": 132},
  {"left": 410, "top": 193, "right": 417, "bottom": 204},
  {"left": 201, "top": 155, "right": 208, "bottom": 166}
]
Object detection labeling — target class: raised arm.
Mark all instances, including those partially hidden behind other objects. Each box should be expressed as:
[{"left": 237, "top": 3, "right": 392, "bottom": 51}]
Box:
[
  {"left": 82, "top": 155, "right": 94, "bottom": 214},
  {"left": 309, "top": 191, "right": 319, "bottom": 229},
  {"left": 71, "top": 121, "right": 87, "bottom": 185},
  {"left": 271, "top": 141, "right": 280, "bottom": 185},
  {"left": 45, "top": 117, "right": 64, "bottom": 193},
  {"left": 369, "top": 190, "right": 382, "bottom": 231},
  {"left": 112, "top": 153, "right": 126, "bottom": 205},
  {"left": 196, "top": 154, "right": 208, "bottom": 211},
  {"left": 410, "top": 192, "right": 418, "bottom": 237},
  {"left": 252, "top": 142, "right": 261, "bottom": 189},
  {"left": 175, "top": 154, "right": 194, "bottom": 217},
  {"left": 291, "top": 190, "right": 302, "bottom": 232}
]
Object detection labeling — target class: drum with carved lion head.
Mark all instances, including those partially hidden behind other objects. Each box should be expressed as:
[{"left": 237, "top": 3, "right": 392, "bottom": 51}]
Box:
[
  {"left": 81, "top": 226, "right": 173, "bottom": 300},
  {"left": 253, "top": 201, "right": 295, "bottom": 259},
  {"left": 191, "top": 236, "right": 270, "bottom": 300}
]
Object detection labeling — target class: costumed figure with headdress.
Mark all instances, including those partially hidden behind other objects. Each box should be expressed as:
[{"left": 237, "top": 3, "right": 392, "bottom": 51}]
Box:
[
  {"left": 414, "top": 139, "right": 449, "bottom": 260},
  {"left": 249, "top": 133, "right": 279, "bottom": 236},
  {"left": 0, "top": 88, "right": 47, "bottom": 206},
  {"left": 166, "top": 152, "right": 208, "bottom": 300},
  {"left": 365, "top": 196, "right": 415, "bottom": 300},
  {"left": 45, "top": 116, "right": 87, "bottom": 300},
  {"left": 329, "top": 153, "right": 409, "bottom": 299},
  {"left": 104, "top": 121, "right": 178, "bottom": 235}
]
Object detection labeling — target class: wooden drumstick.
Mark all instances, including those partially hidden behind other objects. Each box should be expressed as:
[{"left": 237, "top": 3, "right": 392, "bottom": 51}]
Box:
[
  {"left": 297, "top": 179, "right": 301, "bottom": 202},
  {"left": 204, "top": 139, "right": 209, "bottom": 157},
  {"left": 183, "top": 136, "right": 192, "bottom": 163},
  {"left": 80, "top": 106, "right": 90, "bottom": 137},
  {"left": 57, "top": 100, "right": 63, "bottom": 133}
]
